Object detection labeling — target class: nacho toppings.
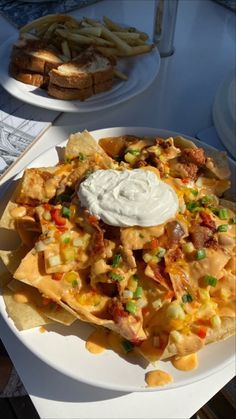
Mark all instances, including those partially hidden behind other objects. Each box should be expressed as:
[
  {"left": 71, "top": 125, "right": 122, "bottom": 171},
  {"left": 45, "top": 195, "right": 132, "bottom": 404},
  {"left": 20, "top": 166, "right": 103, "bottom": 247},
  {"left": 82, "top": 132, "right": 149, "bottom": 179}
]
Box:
[{"left": 0, "top": 130, "right": 235, "bottom": 387}]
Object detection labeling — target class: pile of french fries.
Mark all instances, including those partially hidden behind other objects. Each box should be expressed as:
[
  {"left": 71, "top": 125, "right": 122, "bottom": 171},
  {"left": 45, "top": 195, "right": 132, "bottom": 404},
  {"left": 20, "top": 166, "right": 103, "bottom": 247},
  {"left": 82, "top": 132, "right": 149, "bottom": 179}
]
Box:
[{"left": 20, "top": 14, "right": 154, "bottom": 80}]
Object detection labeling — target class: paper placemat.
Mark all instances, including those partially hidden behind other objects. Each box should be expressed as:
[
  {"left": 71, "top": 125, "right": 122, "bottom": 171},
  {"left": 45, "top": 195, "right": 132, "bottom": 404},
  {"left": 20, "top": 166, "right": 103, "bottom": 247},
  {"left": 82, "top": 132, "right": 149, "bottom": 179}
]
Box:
[{"left": 0, "top": 86, "right": 59, "bottom": 178}]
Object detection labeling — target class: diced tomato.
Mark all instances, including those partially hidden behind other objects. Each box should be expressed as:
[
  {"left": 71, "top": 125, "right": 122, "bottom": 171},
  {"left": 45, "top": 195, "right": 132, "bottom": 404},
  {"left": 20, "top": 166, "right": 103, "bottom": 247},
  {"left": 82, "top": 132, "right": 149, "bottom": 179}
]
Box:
[
  {"left": 159, "top": 335, "right": 167, "bottom": 350},
  {"left": 52, "top": 272, "right": 63, "bottom": 281},
  {"left": 150, "top": 238, "right": 159, "bottom": 250},
  {"left": 43, "top": 203, "right": 51, "bottom": 211},
  {"left": 182, "top": 178, "right": 190, "bottom": 184},
  {"left": 197, "top": 327, "right": 207, "bottom": 339},
  {"left": 51, "top": 208, "right": 66, "bottom": 226}
]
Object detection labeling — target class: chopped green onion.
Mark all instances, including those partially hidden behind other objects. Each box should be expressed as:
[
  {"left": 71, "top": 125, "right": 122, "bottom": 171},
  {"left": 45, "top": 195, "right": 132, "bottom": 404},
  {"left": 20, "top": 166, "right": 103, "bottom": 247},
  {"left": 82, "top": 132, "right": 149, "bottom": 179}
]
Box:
[
  {"left": 72, "top": 279, "right": 79, "bottom": 288},
  {"left": 108, "top": 272, "right": 123, "bottom": 282},
  {"left": 60, "top": 232, "right": 71, "bottom": 244},
  {"left": 73, "top": 237, "right": 83, "bottom": 247},
  {"left": 183, "top": 242, "right": 195, "bottom": 254},
  {"left": 190, "top": 189, "right": 198, "bottom": 197},
  {"left": 196, "top": 248, "right": 206, "bottom": 260},
  {"left": 156, "top": 247, "right": 166, "bottom": 258},
  {"left": 200, "top": 195, "right": 213, "bottom": 205},
  {"left": 124, "top": 152, "right": 137, "bottom": 165},
  {"left": 125, "top": 148, "right": 140, "bottom": 156},
  {"left": 203, "top": 275, "right": 217, "bottom": 287},
  {"left": 77, "top": 152, "right": 86, "bottom": 161},
  {"left": 217, "top": 224, "right": 228, "bottom": 232},
  {"left": 125, "top": 301, "right": 137, "bottom": 315},
  {"left": 230, "top": 216, "right": 236, "bottom": 224},
  {"left": 186, "top": 202, "right": 200, "bottom": 212},
  {"left": 143, "top": 253, "right": 153, "bottom": 263},
  {"left": 55, "top": 193, "right": 72, "bottom": 203},
  {"left": 133, "top": 286, "right": 143, "bottom": 299},
  {"left": 123, "top": 290, "right": 133, "bottom": 299},
  {"left": 152, "top": 298, "right": 162, "bottom": 310},
  {"left": 35, "top": 240, "right": 46, "bottom": 252},
  {"left": 61, "top": 206, "right": 71, "bottom": 218},
  {"left": 122, "top": 340, "right": 134, "bottom": 353},
  {"left": 211, "top": 315, "right": 221, "bottom": 328},
  {"left": 182, "top": 293, "right": 193, "bottom": 303},
  {"left": 112, "top": 253, "right": 122, "bottom": 268},
  {"left": 218, "top": 208, "right": 228, "bottom": 220},
  {"left": 43, "top": 210, "right": 51, "bottom": 221}
]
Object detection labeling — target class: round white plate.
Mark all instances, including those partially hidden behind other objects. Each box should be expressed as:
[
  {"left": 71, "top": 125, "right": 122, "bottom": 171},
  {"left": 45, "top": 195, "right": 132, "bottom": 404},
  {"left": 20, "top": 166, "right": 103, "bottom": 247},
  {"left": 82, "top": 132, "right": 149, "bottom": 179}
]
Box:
[
  {"left": 0, "top": 127, "right": 235, "bottom": 392},
  {"left": 0, "top": 36, "right": 160, "bottom": 113},
  {"left": 213, "top": 72, "right": 236, "bottom": 159}
]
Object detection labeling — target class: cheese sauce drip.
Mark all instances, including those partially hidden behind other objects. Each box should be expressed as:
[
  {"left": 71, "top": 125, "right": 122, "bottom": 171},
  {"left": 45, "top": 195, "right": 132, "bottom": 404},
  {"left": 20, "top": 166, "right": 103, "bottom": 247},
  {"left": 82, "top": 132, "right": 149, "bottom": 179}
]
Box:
[{"left": 78, "top": 169, "right": 178, "bottom": 227}]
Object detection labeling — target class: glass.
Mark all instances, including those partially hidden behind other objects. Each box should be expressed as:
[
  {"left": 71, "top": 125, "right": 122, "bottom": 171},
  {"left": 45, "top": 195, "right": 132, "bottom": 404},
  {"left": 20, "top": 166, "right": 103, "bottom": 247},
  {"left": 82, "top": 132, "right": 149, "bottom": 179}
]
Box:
[{"left": 154, "top": 0, "right": 179, "bottom": 57}]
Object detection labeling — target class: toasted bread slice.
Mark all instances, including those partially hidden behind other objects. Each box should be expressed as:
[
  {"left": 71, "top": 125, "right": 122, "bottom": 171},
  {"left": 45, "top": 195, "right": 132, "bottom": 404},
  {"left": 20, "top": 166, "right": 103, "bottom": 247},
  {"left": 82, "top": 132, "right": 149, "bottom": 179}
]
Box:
[
  {"left": 48, "top": 83, "right": 93, "bottom": 101},
  {"left": 9, "top": 63, "right": 46, "bottom": 88},
  {"left": 49, "top": 47, "right": 113, "bottom": 88},
  {"left": 11, "top": 45, "right": 63, "bottom": 74}
]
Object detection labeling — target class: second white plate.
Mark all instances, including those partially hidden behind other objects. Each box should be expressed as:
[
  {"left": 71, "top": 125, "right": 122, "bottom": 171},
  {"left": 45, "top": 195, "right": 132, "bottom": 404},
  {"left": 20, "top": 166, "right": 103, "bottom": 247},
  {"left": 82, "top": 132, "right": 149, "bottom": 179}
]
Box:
[{"left": 0, "top": 36, "right": 160, "bottom": 113}]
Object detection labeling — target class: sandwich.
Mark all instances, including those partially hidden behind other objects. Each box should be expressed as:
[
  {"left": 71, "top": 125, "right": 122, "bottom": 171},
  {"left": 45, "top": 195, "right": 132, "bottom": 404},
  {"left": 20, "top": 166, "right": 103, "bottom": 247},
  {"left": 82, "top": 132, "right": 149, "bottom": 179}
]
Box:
[
  {"left": 48, "top": 47, "right": 114, "bottom": 100},
  {"left": 9, "top": 38, "right": 63, "bottom": 88}
]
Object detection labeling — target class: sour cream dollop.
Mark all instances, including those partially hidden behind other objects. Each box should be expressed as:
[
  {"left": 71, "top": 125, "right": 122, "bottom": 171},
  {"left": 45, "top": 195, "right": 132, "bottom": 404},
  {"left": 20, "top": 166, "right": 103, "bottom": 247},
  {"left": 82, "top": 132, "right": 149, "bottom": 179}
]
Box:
[{"left": 78, "top": 169, "right": 178, "bottom": 227}]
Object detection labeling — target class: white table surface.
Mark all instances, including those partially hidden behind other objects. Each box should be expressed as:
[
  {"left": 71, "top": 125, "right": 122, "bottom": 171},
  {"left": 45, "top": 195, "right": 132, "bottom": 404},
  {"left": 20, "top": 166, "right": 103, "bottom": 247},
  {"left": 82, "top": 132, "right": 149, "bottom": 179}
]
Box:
[{"left": 0, "top": 1, "right": 236, "bottom": 418}]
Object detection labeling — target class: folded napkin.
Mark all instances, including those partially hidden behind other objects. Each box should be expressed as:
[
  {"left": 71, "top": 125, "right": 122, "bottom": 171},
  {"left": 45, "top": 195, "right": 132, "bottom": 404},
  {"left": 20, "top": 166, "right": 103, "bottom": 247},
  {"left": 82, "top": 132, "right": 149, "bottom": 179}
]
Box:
[
  {"left": 0, "top": 86, "right": 59, "bottom": 178},
  {"left": 0, "top": 0, "right": 101, "bottom": 28}
]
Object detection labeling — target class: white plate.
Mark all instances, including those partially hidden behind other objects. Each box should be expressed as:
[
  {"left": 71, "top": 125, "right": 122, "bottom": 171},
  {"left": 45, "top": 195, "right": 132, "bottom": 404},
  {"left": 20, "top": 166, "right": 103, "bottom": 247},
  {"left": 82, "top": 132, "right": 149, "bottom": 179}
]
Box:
[
  {"left": 0, "top": 127, "right": 235, "bottom": 392},
  {"left": 0, "top": 36, "right": 160, "bottom": 113}
]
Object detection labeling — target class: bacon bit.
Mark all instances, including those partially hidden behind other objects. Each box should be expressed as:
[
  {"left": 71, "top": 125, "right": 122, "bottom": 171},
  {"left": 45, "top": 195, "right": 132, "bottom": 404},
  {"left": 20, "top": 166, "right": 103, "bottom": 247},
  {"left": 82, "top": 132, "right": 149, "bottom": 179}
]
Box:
[
  {"left": 52, "top": 272, "right": 63, "bottom": 281},
  {"left": 182, "top": 178, "right": 190, "bottom": 184},
  {"left": 109, "top": 302, "right": 128, "bottom": 320},
  {"left": 87, "top": 214, "right": 98, "bottom": 224},
  {"left": 167, "top": 246, "right": 183, "bottom": 262},
  {"left": 197, "top": 327, "right": 207, "bottom": 339},
  {"left": 199, "top": 211, "right": 216, "bottom": 231}
]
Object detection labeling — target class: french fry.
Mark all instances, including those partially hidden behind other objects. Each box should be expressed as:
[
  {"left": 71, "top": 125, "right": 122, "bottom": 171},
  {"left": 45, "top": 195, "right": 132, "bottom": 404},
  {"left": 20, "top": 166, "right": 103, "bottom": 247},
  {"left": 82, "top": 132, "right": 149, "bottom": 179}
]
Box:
[
  {"left": 20, "top": 14, "right": 78, "bottom": 34},
  {"left": 85, "top": 17, "right": 132, "bottom": 53},
  {"left": 103, "top": 15, "right": 149, "bottom": 40},
  {"left": 112, "top": 32, "right": 140, "bottom": 40},
  {"left": 56, "top": 29, "right": 114, "bottom": 46},
  {"left": 113, "top": 68, "right": 128, "bottom": 81},
  {"left": 75, "top": 27, "right": 102, "bottom": 37},
  {"left": 61, "top": 40, "right": 71, "bottom": 60},
  {"left": 117, "top": 44, "right": 154, "bottom": 57},
  {"left": 96, "top": 46, "right": 120, "bottom": 57}
]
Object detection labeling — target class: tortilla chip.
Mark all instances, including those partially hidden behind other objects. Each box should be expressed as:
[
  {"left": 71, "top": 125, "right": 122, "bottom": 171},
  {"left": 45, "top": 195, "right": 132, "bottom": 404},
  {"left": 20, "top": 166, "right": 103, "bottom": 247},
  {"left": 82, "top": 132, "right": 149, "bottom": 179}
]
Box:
[
  {"left": 173, "top": 136, "right": 197, "bottom": 150},
  {"left": 205, "top": 149, "right": 230, "bottom": 180},
  {"left": 65, "top": 130, "right": 114, "bottom": 168},
  {"left": 206, "top": 317, "right": 236, "bottom": 344},
  {"left": 161, "top": 332, "right": 204, "bottom": 359},
  {"left": 0, "top": 179, "right": 25, "bottom": 230},
  {"left": 219, "top": 199, "right": 236, "bottom": 212},
  {"left": 0, "top": 245, "right": 30, "bottom": 274}
]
